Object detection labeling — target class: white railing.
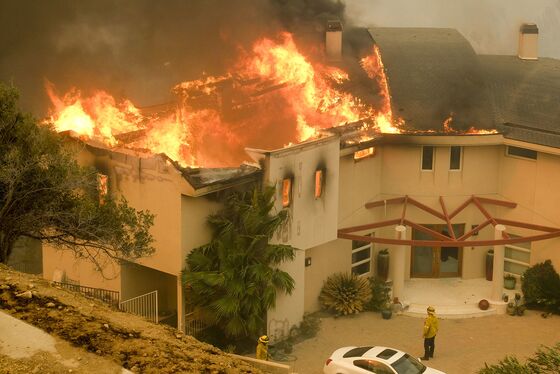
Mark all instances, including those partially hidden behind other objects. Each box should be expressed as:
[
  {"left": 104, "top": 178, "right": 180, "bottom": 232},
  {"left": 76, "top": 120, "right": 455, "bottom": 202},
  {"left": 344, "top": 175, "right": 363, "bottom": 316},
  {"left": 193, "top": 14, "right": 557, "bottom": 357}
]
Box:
[
  {"left": 119, "top": 290, "right": 158, "bottom": 323},
  {"left": 184, "top": 311, "right": 206, "bottom": 337}
]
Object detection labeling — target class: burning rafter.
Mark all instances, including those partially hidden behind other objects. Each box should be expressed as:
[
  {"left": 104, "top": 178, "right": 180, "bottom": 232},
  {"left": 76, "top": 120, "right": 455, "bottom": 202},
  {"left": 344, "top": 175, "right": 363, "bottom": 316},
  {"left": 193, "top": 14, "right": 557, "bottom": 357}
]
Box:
[{"left": 338, "top": 195, "right": 560, "bottom": 247}]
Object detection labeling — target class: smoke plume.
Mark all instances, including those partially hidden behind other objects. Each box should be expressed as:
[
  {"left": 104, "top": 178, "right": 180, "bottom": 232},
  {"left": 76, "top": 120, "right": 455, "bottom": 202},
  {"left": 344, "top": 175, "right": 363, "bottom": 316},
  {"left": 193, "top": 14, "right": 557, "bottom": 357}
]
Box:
[{"left": 0, "top": 0, "right": 345, "bottom": 115}]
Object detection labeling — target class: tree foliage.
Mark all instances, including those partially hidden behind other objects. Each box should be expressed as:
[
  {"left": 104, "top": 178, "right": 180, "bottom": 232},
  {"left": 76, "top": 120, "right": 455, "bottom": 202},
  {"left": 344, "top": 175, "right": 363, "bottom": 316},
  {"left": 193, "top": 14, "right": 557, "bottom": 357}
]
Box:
[
  {"left": 183, "top": 185, "right": 295, "bottom": 341},
  {"left": 479, "top": 343, "right": 560, "bottom": 374},
  {"left": 0, "top": 83, "right": 154, "bottom": 269},
  {"left": 521, "top": 260, "right": 560, "bottom": 312}
]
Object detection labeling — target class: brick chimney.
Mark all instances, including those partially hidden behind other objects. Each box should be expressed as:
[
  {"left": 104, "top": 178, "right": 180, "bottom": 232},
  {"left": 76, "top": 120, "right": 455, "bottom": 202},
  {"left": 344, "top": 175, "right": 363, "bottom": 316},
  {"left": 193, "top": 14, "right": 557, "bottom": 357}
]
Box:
[
  {"left": 518, "top": 23, "right": 538, "bottom": 60},
  {"left": 326, "top": 20, "right": 342, "bottom": 61}
]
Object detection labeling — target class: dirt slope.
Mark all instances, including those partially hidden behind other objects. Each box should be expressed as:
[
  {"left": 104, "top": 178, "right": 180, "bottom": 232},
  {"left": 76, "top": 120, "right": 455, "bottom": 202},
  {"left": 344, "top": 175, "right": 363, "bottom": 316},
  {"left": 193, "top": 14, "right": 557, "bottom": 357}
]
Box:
[{"left": 0, "top": 264, "right": 261, "bottom": 373}]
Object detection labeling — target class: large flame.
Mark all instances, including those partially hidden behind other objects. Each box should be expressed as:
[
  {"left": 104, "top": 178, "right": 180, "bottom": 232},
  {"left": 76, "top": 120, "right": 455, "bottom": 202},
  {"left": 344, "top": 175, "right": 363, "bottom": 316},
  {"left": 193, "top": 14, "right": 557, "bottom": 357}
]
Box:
[{"left": 45, "top": 33, "right": 404, "bottom": 167}]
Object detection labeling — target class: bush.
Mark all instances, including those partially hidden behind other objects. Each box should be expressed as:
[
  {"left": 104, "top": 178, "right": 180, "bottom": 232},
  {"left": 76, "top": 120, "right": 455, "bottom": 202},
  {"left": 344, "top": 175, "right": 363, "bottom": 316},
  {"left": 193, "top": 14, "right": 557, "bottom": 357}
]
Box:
[
  {"left": 365, "top": 276, "right": 391, "bottom": 311},
  {"left": 319, "top": 272, "right": 371, "bottom": 316},
  {"left": 521, "top": 260, "right": 560, "bottom": 312},
  {"left": 479, "top": 343, "right": 560, "bottom": 373}
]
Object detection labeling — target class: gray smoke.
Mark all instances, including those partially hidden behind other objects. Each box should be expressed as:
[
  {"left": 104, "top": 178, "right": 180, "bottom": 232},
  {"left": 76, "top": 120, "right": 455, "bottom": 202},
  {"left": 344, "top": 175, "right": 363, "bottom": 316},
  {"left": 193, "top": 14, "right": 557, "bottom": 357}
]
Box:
[{"left": 0, "top": 0, "right": 345, "bottom": 115}]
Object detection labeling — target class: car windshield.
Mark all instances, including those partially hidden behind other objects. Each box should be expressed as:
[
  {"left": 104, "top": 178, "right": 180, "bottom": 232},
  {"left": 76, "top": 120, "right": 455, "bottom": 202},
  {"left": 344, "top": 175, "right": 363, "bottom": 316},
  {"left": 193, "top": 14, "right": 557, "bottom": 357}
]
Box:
[{"left": 391, "top": 353, "right": 426, "bottom": 374}]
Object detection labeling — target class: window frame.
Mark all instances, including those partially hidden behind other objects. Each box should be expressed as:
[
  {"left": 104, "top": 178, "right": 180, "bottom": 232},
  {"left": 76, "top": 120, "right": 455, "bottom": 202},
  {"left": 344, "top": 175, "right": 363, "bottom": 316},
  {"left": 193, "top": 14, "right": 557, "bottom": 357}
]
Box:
[
  {"left": 449, "top": 146, "right": 462, "bottom": 171},
  {"left": 281, "top": 178, "right": 292, "bottom": 207},
  {"left": 351, "top": 233, "right": 373, "bottom": 277},
  {"left": 314, "top": 169, "right": 324, "bottom": 199},
  {"left": 504, "top": 234, "right": 531, "bottom": 276},
  {"left": 421, "top": 146, "right": 434, "bottom": 171},
  {"left": 506, "top": 146, "right": 537, "bottom": 161}
]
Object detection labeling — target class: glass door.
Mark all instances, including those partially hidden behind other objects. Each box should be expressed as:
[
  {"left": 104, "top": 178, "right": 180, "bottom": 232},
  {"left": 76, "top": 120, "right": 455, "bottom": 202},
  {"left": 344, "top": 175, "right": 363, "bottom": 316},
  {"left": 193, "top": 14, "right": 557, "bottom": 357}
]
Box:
[{"left": 411, "top": 224, "right": 464, "bottom": 278}]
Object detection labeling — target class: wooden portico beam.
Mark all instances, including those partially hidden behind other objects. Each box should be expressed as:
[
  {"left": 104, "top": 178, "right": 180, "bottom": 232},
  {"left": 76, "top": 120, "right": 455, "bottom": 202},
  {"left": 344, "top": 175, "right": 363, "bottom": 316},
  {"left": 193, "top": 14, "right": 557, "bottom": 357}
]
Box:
[
  {"left": 338, "top": 218, "right": 402, "bottom": 234},
  {"left": 402, "top": 219, "right": 450, "bottom": 241},
  {"left": 400, "top": 196, "right": 408, "bottom": 226},
  {"left": 495, "top": 219, "right": 560, "bottom": 233},
  {"left": 457, "top": 218, "right": 493, "bottom": 241},
  {"left": 439, "top": 196, "right": 456, "bottom": 239},
  {"left": 472, "top": 196, "right": 510, "bottom": 239},
  {"left": 338, "top": 230, "right": 560, "bottom": 247},
  {"left": 449, "top": 196, "right": 473, "bottom": 219},
  {"left": 406, "top": 196, "right": 446, "bottom": 221},
  {"left": 475, "top": 196, "right": 517, "bottom": 208},
  {"left": 365, "top": 197, "right": 405, "bottom": 209}
]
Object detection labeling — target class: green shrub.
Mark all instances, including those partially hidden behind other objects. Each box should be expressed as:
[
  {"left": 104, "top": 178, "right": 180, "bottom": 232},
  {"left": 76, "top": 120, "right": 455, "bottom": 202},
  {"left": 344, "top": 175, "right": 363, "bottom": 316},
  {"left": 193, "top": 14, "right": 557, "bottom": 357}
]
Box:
[
  {"left": 298, "top": 313, "right": 321, "bottom": 338},
  {"left": 319, "top": 272, "right": 371, "bottom": 316},
  {"left": 365, "top": 276, "right": 391, "bottom": 311},
  {"left": 521, "top": 260, "right": 560, "bottom": 312},
  {"left": 479, "top": 343, "right": 560, "bottom": 373}
]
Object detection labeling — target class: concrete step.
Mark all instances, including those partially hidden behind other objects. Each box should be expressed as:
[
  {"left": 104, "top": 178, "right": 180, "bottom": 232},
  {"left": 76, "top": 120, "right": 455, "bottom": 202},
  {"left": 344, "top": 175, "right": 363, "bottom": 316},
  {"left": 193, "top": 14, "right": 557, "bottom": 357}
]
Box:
[{"left": 403, "top": 303, "right": 497, "bottom": 319}]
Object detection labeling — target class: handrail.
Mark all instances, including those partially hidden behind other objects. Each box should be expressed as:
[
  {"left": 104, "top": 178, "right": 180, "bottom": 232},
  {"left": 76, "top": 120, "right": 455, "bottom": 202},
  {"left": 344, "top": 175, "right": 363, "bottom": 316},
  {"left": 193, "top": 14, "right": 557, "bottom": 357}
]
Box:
[
  {"left": 53, "top": 281, "right": 120, "bottom": 308},
  {"left": 119, "top": 290, "right": 158, "bottom": 323}
]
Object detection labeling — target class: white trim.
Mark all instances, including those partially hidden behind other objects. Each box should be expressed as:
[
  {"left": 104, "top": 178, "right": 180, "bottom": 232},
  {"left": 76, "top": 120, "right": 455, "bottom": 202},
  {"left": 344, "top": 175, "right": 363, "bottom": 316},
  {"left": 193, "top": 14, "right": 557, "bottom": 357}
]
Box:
[
  {"left": 506, "top": 245, "right": 531, "bottom": 253},
  {"left": 504, "top": 258, "right": 530, "bottom": 267},
  {"left": 505, "top": 145, "right": 537, "bottom": 161}
]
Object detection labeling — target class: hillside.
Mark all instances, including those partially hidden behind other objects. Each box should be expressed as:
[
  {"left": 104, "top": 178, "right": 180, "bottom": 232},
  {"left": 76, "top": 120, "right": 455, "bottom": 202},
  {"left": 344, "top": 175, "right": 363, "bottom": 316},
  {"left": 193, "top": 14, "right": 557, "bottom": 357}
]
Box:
[{"left": 0, "top": 264, "right": 261, "bottom": 373}]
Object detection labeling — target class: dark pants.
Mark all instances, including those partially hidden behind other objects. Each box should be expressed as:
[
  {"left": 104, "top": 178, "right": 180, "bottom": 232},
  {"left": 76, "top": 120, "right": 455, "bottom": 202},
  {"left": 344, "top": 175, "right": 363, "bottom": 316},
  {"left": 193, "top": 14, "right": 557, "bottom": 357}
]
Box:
[{"left": 424, "top": 336, "right": 435, "bottom": 358}]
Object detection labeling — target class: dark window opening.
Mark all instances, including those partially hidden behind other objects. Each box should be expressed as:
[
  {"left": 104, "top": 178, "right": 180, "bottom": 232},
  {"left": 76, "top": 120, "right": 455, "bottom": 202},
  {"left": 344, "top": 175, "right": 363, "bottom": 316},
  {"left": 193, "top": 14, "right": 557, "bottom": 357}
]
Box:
[
  {"left": 422, "top": 146, "right": 434, "bottom": 170},
  {"left": 507, "top": 146, "right": 537, "bottom": 160},
  {"left": 450, "top": 146, "right": 461, "bottom": 170}
]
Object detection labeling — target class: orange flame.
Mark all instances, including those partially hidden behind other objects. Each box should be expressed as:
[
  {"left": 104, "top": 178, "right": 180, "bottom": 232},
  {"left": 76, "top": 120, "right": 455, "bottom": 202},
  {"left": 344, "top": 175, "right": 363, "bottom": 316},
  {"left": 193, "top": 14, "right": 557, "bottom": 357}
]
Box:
[{"left": 45, "top": 33, "right": 406, "bottom": 167}]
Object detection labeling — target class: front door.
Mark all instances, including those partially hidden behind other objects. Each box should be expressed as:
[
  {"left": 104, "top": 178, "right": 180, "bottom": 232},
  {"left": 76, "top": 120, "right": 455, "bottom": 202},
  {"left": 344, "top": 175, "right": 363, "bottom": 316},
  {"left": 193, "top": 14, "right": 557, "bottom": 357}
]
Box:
[{"left": 411, "top": 224, "right": 464, "bottom": 278}]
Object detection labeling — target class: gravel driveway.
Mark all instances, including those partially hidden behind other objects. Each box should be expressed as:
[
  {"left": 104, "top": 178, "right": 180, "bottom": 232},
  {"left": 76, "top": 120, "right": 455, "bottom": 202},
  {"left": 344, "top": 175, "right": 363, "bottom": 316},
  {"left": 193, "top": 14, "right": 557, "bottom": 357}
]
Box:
[{"left": 287, "top": 310, "right": 560, "bottom": 374}]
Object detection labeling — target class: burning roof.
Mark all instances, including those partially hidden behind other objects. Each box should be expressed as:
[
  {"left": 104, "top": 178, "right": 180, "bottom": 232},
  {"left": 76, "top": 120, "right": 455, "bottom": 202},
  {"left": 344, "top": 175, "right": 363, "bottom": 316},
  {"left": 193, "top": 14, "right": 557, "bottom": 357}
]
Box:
[
  {"left": 43, "top": 28, "right": 402, "bottom": 169},
  {"left": 45, "top": 24, "right": 560, "bottom": 174}
]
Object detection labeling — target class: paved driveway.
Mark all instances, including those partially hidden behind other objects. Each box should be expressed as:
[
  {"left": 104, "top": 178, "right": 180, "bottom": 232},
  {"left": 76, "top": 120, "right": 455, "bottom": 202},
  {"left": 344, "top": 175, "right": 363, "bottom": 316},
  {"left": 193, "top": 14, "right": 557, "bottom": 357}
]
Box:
[{"left": 287, "top": 310, "right": 560, "bottom": 374}]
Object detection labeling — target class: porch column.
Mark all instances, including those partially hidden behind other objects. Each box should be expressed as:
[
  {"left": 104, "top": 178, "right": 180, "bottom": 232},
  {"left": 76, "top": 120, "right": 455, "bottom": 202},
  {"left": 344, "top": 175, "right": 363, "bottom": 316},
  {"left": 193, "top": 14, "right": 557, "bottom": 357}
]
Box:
[
  {"left": 491, "top": 224, "right": 506, "bottom": 301},
  {"left": 392, "top": 225, "right": 407, "bottom": 300}
]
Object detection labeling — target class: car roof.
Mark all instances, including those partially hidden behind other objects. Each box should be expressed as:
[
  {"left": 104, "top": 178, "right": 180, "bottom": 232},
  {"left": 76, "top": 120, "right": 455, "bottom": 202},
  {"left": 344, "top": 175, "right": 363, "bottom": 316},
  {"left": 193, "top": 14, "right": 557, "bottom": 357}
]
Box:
[{"left": 331, "top": 346, "right": 406, "bottom": 365}]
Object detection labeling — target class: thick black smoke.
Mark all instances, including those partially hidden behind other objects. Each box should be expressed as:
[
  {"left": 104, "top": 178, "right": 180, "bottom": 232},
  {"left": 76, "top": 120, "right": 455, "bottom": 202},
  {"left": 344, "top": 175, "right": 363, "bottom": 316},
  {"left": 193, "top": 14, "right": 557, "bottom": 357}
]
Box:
[{"left": 0, "top": 0, "right": 345, "bottom": 115}]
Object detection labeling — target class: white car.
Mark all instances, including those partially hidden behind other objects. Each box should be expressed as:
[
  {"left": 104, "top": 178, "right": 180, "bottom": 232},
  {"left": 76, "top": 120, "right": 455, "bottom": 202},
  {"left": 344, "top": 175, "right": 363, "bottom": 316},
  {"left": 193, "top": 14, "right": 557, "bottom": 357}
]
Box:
[{"left": 323, "top": 346, "right": 446, "bottom": 374}]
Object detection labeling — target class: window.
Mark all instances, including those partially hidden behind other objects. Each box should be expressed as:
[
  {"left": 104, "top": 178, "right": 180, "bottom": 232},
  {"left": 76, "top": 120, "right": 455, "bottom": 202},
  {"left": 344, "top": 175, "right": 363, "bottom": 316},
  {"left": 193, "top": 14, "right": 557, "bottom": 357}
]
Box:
[
  {"left": 450, "top": 146, "right": 461, "bottom": 170},
  {"left": 507, "top": 146, "right": 537, "bottom": 160},
  {"left": 504, "top": 234, "right": 531, "bottom": 276},
  {"left": 421, "top": 146, "right": 434, "bottom": 170},
  {"left": 97, "top": 173, "right": 108, "bottom": 204},
  {"left": 352, "top": 234, "right": 372, "bottom": 276},
  {"left": 354, "top": 147, "right": 376, "bottom": 161},
  {"left": 282, "top": 178, "right": 292, "bottom": 207},
  {"left": 314, "top": 169, "right": 324, "bottom": 198},
  {"left": 353, "top": 359, "right": 394, "bottom": 374}
]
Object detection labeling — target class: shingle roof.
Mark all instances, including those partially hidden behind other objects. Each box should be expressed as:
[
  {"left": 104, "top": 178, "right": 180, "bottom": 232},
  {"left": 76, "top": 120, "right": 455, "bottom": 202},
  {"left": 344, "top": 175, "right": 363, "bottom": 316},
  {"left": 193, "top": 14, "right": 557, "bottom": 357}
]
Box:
[
  {"left": 368, "top": 27, "right": 495, "bottom": 132},
  {"left": 479, "top": 55, "right": 560, "bottom": 147}
]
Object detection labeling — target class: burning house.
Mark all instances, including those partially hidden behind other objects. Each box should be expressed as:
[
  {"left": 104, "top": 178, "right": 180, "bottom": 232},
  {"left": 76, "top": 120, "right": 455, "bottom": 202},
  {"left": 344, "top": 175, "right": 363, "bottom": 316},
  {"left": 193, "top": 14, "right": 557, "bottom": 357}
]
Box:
[{"left": 24, "top": 21, "right": 560, "bottom": 339}]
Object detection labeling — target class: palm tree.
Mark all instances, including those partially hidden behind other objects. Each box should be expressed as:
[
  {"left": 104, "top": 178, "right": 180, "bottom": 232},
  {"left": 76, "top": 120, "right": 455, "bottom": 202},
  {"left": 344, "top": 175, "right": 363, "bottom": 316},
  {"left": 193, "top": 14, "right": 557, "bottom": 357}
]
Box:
[{"left": 183, "top": 185, "right": 295, "bottom": 341}]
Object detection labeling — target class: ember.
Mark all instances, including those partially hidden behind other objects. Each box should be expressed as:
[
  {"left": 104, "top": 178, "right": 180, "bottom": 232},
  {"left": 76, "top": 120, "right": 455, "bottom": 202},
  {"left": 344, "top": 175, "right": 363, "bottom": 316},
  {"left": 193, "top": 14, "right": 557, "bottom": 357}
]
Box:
[{"left": 45, "top": 32, "right": 404, "bottom": 167}]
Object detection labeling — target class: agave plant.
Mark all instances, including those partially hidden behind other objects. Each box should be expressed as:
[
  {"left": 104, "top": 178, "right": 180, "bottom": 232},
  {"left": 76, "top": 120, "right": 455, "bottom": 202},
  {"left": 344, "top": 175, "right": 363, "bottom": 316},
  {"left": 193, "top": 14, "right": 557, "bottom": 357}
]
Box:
[{"left": 319, "top": 272, "right": 372, "bottom": 316}]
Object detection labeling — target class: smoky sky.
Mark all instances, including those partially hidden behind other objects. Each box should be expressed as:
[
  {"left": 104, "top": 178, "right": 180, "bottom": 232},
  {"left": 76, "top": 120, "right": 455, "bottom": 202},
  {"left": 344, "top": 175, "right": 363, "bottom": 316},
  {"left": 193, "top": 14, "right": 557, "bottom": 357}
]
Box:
[{"left": 0, "top": 0, "right": 345, "bottom": 116}]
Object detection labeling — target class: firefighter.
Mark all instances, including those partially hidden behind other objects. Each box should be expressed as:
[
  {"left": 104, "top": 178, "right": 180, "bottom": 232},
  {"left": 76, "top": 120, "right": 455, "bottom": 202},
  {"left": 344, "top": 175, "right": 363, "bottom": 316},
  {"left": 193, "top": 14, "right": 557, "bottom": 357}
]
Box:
[
  {"left": 256, "top": 335, "right": 269, "bottom": 360},
  {"left": 422, "top": 306, "right": 439, "bottom": 360}
]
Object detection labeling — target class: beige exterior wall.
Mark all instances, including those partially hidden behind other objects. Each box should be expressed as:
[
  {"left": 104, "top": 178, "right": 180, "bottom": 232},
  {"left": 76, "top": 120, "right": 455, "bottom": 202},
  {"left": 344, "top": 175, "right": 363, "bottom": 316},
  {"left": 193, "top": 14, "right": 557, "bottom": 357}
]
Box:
[
  {"left": 258, "top": 136, "right": 340, "bottom": 336},
  {"left": 42, "top": 243, "right": 121, "bottom": 292},
  {"left": 302, "top": 140, "right": 560, "bottom": 313},
  {"left": 498, "top": 147, "right": 560, "bottom": 267}
]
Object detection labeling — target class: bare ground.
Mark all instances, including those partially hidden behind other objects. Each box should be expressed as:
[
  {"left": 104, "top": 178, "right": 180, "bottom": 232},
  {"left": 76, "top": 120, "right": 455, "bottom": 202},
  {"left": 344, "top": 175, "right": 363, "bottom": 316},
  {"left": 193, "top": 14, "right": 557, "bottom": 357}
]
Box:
[
  {"left": 0, "top": 264, "right": 261, "bottom": 374},
  {"left": 289, "top": 310, "right": 560, "bottom": 374}
]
